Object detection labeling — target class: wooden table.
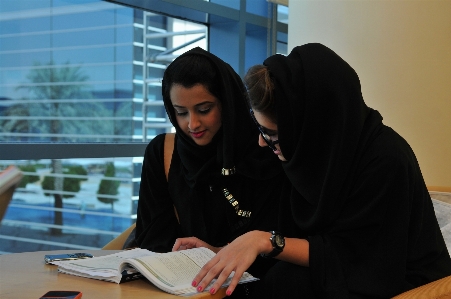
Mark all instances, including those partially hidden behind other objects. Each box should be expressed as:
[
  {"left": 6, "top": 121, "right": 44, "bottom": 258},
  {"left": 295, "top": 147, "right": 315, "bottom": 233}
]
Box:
[{"left": 0, "top": 250, "right": 226, "bottom": 299}]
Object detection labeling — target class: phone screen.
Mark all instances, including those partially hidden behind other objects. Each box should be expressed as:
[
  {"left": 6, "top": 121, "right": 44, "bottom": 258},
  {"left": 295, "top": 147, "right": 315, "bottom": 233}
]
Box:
[
  {"left": 44, "top": 253, "right": 93, "bottom": 264},
  {"left": 40, "top": 291, "right": 82, "bottom": 299}
]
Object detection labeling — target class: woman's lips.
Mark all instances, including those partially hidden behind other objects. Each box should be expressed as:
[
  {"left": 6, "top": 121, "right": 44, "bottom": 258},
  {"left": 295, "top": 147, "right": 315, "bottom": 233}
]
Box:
[{"left": 190, "top": 130, "right": 206, "bottom": 138}]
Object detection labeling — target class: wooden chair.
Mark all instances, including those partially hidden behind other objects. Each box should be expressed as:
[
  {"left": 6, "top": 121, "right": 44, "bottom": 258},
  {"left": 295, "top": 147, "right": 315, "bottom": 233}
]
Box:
[
  {"left": 391, "top": 275, "right": 451, "bottom": 299},
  {"left": 391, "top": 186, "right": 451, "bottom": 298},
  {"left": 0, "top": 166, "right": 23, "bottom": 223},
  {"left": 102, "top": 222, "right": 136, "bottom": 250},
  {"left": 427, "top": 186, "right": 451, "bottom": 193}
]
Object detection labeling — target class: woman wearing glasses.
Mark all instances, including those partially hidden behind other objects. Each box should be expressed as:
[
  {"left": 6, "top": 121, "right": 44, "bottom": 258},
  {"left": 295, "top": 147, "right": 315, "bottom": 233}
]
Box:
[
  {"left": 180, "top": 44, "right": 451, "bottom": 298},
  {"left": 134, "top": 47, "right": 289, "bottom": 297}
]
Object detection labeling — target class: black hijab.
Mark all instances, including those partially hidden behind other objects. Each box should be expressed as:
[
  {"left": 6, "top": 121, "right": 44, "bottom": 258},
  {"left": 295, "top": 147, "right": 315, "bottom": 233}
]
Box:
[
  {"left": 162, "top": 47, "right": 282, "bottom": 244},
  {"left": 264, "top": 43, "right": 379, "bottom": 231},
  {"left": 163, "top": 47, "right": 279, "bottom": 184}
]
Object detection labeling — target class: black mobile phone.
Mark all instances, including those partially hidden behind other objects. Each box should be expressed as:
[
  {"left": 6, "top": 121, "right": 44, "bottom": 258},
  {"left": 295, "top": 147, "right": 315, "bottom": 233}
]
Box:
[
  {"left": 39, "top": 290, "right": 82, "bottom": 299},
  {"left": 44, "top": 253, "right": 93, "bottom": 264}
]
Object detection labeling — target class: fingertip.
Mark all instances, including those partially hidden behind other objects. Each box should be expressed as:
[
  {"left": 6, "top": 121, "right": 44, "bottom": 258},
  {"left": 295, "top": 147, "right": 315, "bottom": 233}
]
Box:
[{"left": 226, "top": 289, "right": 232, "bottom": 296}]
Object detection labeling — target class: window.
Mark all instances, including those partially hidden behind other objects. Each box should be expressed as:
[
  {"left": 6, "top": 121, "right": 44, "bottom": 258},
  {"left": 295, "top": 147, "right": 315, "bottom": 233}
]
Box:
[{"left": 0, "top": 0, "right": 287, "bottom": 253}]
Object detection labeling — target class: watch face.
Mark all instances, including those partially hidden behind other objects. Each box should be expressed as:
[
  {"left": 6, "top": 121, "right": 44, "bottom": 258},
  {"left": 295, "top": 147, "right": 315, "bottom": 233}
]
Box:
[{"left": 275, "top": 235, "right": 285, "bottom": 247}]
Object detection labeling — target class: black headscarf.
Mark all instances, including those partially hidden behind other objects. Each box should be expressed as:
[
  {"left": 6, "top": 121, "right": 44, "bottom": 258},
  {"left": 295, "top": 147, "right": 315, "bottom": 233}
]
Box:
[
  {"left": 162, "top": 47, "right": 282, "bottom": 244},
  {"left": 263, "top": 43, "right": 451, "bottom": 297},
  {"left": 163, "top": 47, "right": 278, "bottom": 184},
  {"left": 264, "top": 43, "right": 376, "bottom": 230}
]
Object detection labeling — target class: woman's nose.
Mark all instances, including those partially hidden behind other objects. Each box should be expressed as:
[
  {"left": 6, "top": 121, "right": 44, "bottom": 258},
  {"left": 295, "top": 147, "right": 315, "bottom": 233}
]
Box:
[
  {"left": 258, "top": 134, "right": 267, "bottom": 147},
  {"left": 188, "top": 114, "right": 200, "bottom": 130}
]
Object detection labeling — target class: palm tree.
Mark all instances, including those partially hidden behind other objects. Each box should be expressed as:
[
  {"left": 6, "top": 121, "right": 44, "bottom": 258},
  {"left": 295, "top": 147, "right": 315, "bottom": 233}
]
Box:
[{"left": 9, "top": 61, "right": 107, "bottom": 234}]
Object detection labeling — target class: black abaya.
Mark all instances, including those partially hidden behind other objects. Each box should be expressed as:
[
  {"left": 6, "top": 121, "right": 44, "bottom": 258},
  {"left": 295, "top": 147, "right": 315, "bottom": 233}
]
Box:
[
  {"left": 135, "top": 48, "right": 288, "bottom": 281},
  {"left": 258, "top": 43, "right": 451, "bottom": 298}
]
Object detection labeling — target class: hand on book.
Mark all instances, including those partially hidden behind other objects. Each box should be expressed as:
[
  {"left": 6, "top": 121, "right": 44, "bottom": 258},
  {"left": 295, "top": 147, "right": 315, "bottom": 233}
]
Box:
[
  {"left": 53, "top": 247, "right": 258, "bottom": 295},
  {"left": 189, "top": 230, "right": 267, "bottom": 296},
  {"left": 172, "top": 236, "right": 222, "bottom": 254}
]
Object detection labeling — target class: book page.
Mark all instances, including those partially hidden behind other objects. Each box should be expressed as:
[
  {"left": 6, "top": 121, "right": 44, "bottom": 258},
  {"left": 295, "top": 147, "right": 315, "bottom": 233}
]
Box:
[
  {"left": 54, "top": 249, "right": 156, "bottom": 278},
  {"left": 176, "top": 247, "right": 216, "bottom": 267},
  {"left": 128, "top": 247, "right": 214, "bottom": 289},
  {"left": 126, "top": 247, "right": 258, "bottom": 296}
]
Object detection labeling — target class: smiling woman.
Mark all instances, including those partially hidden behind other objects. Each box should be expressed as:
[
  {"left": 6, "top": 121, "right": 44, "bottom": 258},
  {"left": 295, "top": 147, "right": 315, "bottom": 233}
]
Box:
[
  {"left": 133, "top": 47, "right": 290, "bottom": 298},
  {"left": 170, "top": 84, "right": 222, "bottom": 147}
]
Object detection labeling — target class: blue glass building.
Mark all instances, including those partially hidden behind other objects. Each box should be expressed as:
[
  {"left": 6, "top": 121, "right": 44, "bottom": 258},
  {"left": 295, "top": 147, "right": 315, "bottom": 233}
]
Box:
[{"left": 0, "top": 0, "right": 287, "bottom": 253}]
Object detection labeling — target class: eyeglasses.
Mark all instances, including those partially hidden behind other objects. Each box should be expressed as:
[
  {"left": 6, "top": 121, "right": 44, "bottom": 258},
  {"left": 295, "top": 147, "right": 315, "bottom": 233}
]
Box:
[{"left": 249, "top": 108, "right": 279, "bottom": 151}]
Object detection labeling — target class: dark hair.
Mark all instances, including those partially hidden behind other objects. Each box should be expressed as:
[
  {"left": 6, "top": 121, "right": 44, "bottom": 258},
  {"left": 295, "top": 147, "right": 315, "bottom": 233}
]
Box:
[
  {"left": 243, "top": 64, "right": 277, "bottom": 123},
  {"left": 163, "top": 54, "right": 221, "bottom": 102}
]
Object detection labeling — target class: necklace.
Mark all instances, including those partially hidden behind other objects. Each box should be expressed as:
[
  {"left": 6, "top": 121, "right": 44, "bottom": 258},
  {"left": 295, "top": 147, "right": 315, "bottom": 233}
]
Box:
[{"left": 222, "top": 188, "right": 251, "bottom": 217}]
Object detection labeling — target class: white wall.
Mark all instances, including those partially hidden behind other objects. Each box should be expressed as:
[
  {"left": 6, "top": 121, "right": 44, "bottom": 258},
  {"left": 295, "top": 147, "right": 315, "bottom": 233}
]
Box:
[{"left": 288, "top": 0, "right": 451, "bottom": 187}]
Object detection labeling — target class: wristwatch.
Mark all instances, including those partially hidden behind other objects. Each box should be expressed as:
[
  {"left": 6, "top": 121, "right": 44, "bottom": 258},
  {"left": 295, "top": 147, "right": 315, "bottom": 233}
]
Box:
[{"left": 261, "top": 231, "right": 285, "bottom": 258}]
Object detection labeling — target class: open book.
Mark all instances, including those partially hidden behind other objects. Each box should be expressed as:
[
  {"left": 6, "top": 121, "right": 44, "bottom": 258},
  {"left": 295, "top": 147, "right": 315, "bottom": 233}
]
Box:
[{"left": 53, "top": 247, "right": 257, "bottom": 296}]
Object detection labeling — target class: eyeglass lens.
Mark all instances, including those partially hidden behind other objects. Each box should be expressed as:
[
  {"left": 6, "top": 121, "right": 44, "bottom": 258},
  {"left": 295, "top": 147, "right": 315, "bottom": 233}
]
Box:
[
  {"left": 261, "top": 132, "right": 278, "bottom": 151},
  {"left": 250, "top": 108, "right": 279, "bottom": 151}
]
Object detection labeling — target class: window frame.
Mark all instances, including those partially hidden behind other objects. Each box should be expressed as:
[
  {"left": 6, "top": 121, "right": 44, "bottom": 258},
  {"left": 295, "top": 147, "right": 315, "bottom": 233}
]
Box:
[{"left": 0, "top": 0, "right": 287, "bottom": 160}]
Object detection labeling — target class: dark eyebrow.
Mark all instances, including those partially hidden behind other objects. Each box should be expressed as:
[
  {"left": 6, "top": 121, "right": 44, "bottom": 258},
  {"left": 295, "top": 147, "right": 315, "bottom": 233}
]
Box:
[{"left": 173, "top": 101, "right": 214, "bottom": 109}]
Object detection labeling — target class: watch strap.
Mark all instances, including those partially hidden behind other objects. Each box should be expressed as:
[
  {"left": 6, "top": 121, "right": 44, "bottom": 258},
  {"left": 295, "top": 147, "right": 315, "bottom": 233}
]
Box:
[{"left": 260, "top": 231, "right": 284, "bottom": 258}]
